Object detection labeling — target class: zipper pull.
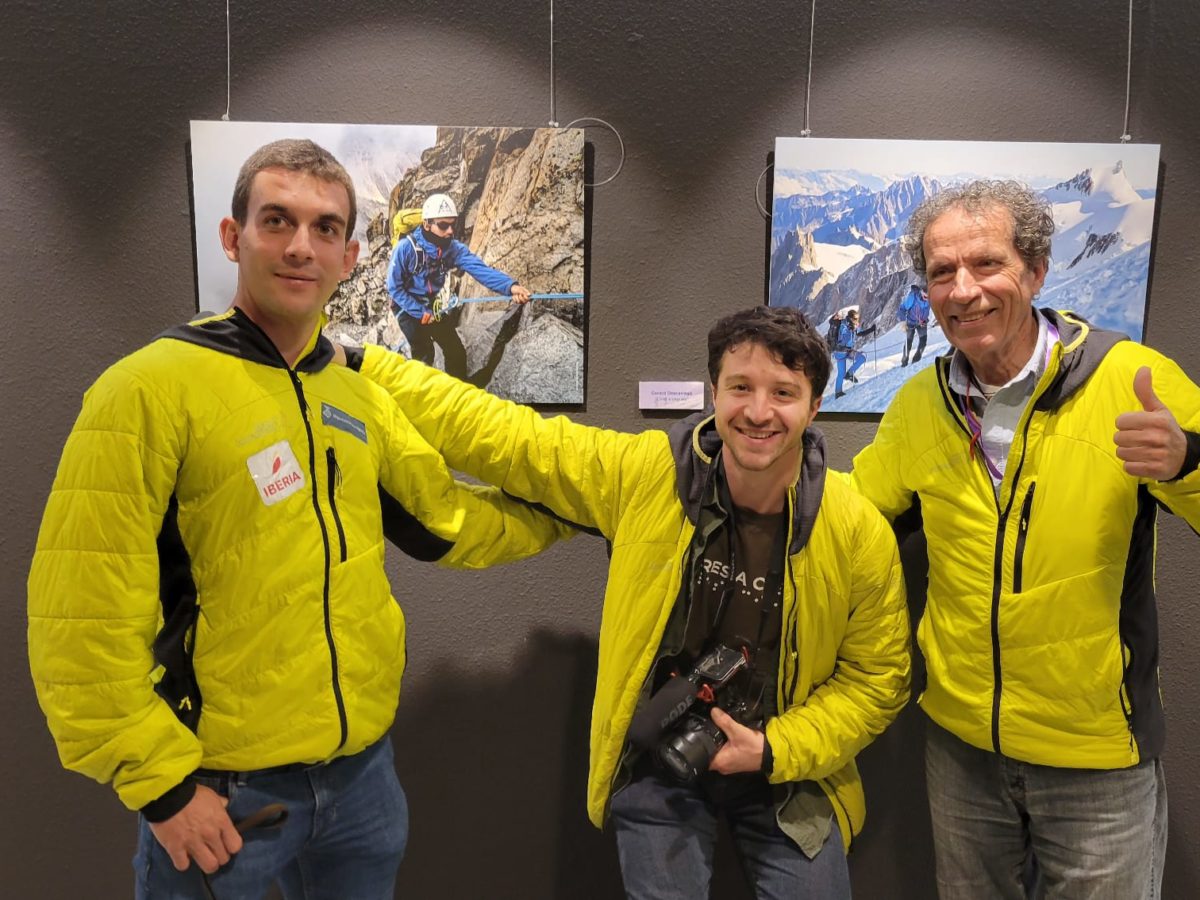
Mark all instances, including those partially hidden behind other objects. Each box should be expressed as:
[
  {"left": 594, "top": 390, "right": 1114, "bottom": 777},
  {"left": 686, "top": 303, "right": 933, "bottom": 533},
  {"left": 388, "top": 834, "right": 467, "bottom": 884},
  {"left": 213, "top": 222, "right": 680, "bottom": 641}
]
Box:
[
  {"left": 1019, "top": 486, "right": 1035, "bottom": 533},
  {"left": 289, "top": 371, "right": 309, "bottom": 418}
]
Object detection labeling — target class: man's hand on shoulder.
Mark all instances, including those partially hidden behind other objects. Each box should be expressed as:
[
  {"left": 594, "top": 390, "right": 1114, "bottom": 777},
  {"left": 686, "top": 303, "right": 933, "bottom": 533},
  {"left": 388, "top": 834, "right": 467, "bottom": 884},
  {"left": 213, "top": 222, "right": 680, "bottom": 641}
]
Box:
[
  {"left": 708, "top": 707, "right": 765, "bottom": 775},
  {"left": 1115, "top": 366, "right": 1188, "bottom": 480},
  {"left": 331, "top": 343, "right": 347, "bottom": 367},
  {"left": 149, "top": 784, "right": 242, "bottom": 874}
]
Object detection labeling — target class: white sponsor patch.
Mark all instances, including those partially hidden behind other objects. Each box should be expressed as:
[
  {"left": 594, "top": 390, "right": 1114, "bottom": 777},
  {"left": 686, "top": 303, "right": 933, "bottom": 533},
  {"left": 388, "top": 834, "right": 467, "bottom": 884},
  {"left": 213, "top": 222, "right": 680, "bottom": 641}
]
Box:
[{"left": 246, "top": 440, "right": 306, "bottom": 506}]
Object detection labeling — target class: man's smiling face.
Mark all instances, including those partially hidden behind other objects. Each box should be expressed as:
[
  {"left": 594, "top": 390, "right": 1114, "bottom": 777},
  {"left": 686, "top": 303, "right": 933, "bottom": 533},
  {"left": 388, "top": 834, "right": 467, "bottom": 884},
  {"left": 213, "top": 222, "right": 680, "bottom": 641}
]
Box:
[
  {"left": 220, "top": 167, "right": 359, "bottom": 331},
  {"left": 923, "top": 204, "right": 1046, "bottom": 383},
  {"left": 711, "top": 341, "right": 820, "bottom": 482}
]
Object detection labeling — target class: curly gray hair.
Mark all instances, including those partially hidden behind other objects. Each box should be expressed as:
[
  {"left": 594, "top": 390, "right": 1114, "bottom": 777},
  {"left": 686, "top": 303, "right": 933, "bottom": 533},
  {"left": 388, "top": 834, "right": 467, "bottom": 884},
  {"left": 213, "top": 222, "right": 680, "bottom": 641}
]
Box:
[{"left": 903, "top": 179, "right": 1054, "bottom": 277}]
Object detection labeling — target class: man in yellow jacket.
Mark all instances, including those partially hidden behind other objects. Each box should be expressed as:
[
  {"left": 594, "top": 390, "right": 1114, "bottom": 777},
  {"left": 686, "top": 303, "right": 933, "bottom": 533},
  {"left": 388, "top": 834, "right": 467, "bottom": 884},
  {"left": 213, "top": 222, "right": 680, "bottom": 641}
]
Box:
[
  {"left": 342, "top": 305, "right": 911, "bottom": 898},
  {"left": 851, "top": 179, "right": 1200, "bottom": 898},
  {"left": 27, "top": 139, "right": 569, "bottom": 899}
]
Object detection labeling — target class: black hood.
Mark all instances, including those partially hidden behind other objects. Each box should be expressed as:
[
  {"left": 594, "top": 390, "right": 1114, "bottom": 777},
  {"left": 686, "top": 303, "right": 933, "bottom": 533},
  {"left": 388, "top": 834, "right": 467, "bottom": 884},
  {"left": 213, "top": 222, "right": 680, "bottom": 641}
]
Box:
[
  {"left": 667, "top": 410, "right": 828, "bottom": 557},
  {"left": 157, "top": 307, "right": 334, "bottom": 373},
  {"left": 1033, "top": 310, "right": 1128, "bottom": 410}
]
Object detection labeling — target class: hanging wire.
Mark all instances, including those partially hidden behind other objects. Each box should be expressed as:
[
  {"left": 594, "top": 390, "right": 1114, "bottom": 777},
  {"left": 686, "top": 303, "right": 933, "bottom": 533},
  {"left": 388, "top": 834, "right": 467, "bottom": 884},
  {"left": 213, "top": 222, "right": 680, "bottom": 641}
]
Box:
[
  {"left": 221, "top": 0, "right": 231, "bottom": 121},
  {"left": 563, "top": 117, "right": 625, "bottom": 186},
  {"left": 800, "top": 0, "right": 817, "bottom": 137},
  {"left": 755, "top": 164, "right": 773, "bottom": 218},
  {"left": 1119, "top": 0, "right": 1133, "bottom": 142},
  {"left": 548, "top": 0, "right": 558, "bottom": 126},
  {"left": 758, "top": 0, "right": 818, "bottom": 217}
]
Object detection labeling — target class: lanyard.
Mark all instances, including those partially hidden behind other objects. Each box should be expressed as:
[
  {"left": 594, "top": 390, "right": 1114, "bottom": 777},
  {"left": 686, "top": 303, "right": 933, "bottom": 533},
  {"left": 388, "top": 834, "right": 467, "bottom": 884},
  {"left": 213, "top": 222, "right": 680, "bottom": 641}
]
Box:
[
  {"left": 960, "top": 320, "right": 1060, "bottom": 483},
  {"left": 963, "top": 381, "right": 1005, "bottom": 481}
]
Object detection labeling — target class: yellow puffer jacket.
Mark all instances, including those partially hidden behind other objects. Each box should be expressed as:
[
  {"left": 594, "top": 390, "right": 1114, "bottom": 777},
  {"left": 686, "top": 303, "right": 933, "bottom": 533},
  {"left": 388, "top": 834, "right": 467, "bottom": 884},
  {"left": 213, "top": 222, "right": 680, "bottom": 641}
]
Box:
[
  {"left": 28, "top": 310, "right": 570, "bottom": 814},
  {"left": 358, "top": 345, "right": 911, "bottom": 847},
  {"left": 852, "top": 311, "right": 1200, "bottom": 768}
]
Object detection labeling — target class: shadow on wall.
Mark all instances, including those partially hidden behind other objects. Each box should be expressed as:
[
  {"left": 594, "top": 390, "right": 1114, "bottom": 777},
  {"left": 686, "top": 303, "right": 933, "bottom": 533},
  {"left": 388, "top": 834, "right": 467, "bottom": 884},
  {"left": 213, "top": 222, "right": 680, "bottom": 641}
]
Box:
[
  {"left": 842, "top": 519, "right": 936, "bottom": 900},
  {"left": 391, "top": 629, "right": 624, "bottom": 899}
]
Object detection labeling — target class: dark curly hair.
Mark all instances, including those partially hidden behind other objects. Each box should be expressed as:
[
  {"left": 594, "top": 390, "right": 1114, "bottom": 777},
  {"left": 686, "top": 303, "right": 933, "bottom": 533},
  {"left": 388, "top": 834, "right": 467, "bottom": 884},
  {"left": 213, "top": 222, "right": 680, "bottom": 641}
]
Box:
[{"left": 707, "top": 306, "right": 831, "bottom": 398}]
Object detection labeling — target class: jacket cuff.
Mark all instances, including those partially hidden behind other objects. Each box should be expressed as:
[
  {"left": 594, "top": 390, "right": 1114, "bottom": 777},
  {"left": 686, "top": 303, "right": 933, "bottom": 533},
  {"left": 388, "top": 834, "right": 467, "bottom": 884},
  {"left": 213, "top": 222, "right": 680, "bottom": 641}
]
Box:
[
  {"left": 760, "top": 732, "right": 775, "bottom": 777},
  {"left": 344, "top": 345, "right": 365, "bottom": 372},
  {"left": 1167, "top": 431, "right": 1200, "bottom": 482},
  {"left": 140, "top": 776, "right": 197, "bottom": 823}
]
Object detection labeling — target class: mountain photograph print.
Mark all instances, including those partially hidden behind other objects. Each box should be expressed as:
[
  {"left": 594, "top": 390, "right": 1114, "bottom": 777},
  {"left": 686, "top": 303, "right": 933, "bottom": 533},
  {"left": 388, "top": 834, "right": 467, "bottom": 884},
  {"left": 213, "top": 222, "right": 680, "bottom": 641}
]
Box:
[
  {"left": 191, "top": 121, "right": 586, "bottom": 404},
  {"left": 769, "top": 137, "right": 1161, "bottom": 414}
]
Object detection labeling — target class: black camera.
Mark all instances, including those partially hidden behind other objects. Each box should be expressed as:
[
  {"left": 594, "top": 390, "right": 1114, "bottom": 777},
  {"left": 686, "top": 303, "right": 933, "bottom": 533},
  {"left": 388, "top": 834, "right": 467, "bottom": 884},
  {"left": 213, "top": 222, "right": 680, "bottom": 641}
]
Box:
[{"left": 626, "top": 643, "right": 762, "bottom": 782}]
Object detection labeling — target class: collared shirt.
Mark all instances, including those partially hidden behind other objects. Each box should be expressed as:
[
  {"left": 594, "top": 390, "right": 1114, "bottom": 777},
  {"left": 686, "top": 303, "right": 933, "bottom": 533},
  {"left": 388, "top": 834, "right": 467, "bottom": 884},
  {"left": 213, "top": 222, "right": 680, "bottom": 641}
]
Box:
[{"left": 946, "top": 311, "right": 1059, "bottom": 491}]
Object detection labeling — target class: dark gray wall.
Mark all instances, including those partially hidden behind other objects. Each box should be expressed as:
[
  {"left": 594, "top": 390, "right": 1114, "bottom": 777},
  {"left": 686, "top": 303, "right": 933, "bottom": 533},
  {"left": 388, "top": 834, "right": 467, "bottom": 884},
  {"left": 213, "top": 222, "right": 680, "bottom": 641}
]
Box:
[{"left": 4, "top": 1, "right": 1199, "bottom": 896}]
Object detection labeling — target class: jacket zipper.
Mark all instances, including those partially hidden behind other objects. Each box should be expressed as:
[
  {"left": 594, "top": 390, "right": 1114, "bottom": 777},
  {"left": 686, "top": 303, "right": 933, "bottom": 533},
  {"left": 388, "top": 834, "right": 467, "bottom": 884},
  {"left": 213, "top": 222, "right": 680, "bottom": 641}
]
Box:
[
  {"left": 1012, "top": 485, "right": 1035, "bottom": 594},
  {"left": 784, "top": 555, "right": 800, "bottom": 709},
  {"left": 783, "top": 490, "right": 801, "bottom": 705},
  {"left": 938, "top": 360, "right": 1041, "bottom": 755},
  {"left": 822, "top": 778, "right": 856, "bottom": 852},
  {"left": 289, "top": 370, "right": 348, "bottom": 751},
  {"left": 326, "top": 447, "right": 347, "bottom": 563},
  {"left": 987, "top": 411, "right": 1038, "bottom": 754}
]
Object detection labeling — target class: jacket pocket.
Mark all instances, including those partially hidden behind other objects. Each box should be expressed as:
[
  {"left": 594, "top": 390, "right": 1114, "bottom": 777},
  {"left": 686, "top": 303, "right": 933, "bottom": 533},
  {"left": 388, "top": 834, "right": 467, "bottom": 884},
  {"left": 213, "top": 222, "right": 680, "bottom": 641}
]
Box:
[
  {"left": 326, "top": 447, "right": 347, "bottom": 563},
  {"left": 1012, "top": 483, "right": 1035, "bottom": 594}
]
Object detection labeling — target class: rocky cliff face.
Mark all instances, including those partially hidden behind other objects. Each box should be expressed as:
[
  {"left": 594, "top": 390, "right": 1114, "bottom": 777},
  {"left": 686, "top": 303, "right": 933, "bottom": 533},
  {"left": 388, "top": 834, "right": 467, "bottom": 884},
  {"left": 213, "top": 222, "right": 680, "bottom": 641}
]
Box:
[
  {"left": 324, "top": 126, "right": 585, "bottom": 403},
  {"left": 770, "top": 227, "right": 831, "bottom": 308}
]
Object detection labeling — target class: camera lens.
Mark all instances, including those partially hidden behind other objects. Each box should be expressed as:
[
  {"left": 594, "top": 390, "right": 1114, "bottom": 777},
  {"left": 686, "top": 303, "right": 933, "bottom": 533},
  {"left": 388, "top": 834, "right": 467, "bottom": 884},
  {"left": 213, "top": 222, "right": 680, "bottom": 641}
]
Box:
[{"left": 657, "top": 725, "right": 722, "bottom": 782}]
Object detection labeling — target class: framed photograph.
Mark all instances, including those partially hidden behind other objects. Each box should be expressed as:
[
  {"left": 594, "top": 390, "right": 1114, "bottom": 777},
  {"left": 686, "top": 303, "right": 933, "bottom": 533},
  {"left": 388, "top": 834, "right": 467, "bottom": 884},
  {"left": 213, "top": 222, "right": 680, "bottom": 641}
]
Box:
[
  {"left": 191, "top": 121, "right": 586, "bottom": 404},
  {"left": 769, "top": 137, "right": 1161, "bottom": 413}
]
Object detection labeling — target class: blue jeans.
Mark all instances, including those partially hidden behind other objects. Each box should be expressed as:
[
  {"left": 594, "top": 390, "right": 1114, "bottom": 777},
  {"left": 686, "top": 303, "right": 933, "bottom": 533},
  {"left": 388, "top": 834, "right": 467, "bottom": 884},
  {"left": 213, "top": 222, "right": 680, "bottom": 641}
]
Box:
[
  {"left": 134, "top": 738, "right": 408, "bottom": 900},
  {"left": 925, "top": 721, "right": 1166, "bottom": 900},
  {"left": 833, "top": 351, "right": 865, "bottom": 394},
  {"left": 610, "top": 771, "right": 850, "bottom": 900}
]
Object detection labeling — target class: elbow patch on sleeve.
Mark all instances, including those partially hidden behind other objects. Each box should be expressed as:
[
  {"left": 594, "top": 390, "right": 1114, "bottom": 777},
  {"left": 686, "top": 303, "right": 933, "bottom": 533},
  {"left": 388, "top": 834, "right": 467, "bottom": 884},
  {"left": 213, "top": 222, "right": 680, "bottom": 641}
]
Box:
[{"left": 378, "top": 485, "right": 455, "bottom": 561}]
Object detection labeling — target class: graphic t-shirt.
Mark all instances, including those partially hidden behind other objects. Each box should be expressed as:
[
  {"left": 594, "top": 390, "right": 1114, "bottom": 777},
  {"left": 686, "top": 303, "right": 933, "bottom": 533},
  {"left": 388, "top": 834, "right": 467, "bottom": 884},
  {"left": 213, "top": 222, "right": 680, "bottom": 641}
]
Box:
[{"left": 682, "top": 504, "right": 785, "bottom": 716}]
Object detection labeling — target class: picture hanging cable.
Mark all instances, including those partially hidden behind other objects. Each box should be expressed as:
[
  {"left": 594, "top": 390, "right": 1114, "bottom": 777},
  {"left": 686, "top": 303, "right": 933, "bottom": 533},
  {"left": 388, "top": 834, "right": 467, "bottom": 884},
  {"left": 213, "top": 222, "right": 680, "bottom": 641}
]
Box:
[
  {"left": 221, "top": 0, "right": 232, "bottom": 121},
  {"left": 758, "top": 0, "right": 817, "bottom": 218},
  {"left": 1119, "top": 0, "right": 1133, "bottom": 142},
  {"left": 563, "top": 117, "right": 626, "bottom": 187},
  {"left": 548, "top": 0, "right": 558, "bottom": 126},
  {"left": 801, "top": 0, "right": 817, "bottom": 137},
  {"left": 755, "top": 164, "right": 773, "bottom": 219}
]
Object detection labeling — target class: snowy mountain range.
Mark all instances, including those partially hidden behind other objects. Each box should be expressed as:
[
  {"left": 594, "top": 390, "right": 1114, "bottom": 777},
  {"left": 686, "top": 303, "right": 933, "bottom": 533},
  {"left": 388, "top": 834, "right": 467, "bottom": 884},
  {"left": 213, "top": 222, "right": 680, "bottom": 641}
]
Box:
[
  {"left": 770, "top": 158, "right": 1156, "bottom": 411},
  {"left": 770, "top": 160, "right": 1154, "bottom": 346}
]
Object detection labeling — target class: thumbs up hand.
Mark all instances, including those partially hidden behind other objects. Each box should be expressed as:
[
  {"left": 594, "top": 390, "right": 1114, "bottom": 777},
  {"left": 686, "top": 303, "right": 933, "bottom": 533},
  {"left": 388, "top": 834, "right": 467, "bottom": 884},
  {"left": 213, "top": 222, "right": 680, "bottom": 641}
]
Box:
[{"left": 1114, "top": 366, "right": 1187, "bottom": 479}]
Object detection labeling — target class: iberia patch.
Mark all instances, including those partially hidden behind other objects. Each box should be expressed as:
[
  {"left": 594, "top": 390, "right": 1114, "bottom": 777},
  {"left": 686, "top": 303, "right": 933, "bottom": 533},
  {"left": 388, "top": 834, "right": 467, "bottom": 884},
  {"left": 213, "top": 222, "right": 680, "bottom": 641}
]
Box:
[{"left": 246, "top": 440, "right": 306, "bottom": 506}]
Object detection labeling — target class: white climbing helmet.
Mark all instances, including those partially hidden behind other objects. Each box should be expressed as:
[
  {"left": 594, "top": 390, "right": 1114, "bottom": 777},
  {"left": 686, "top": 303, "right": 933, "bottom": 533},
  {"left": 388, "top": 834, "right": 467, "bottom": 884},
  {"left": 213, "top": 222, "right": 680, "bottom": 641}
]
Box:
[{"left": 422, "top": 193, "right": 458, "bottom": 220}]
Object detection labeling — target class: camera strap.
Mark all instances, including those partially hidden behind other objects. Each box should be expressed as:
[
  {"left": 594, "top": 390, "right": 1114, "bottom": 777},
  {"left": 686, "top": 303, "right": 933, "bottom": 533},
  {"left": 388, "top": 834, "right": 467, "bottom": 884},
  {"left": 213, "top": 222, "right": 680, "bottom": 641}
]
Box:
[{"left": 710, "top": 496, "right": 788, "bottom": 666}]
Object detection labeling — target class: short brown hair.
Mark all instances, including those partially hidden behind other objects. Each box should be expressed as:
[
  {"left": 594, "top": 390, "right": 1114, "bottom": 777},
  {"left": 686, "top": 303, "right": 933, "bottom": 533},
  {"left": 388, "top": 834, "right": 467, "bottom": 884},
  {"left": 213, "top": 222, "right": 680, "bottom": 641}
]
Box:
[
  {"left": 707, "top": 306, "right": 831, "bottom": 398},
  {"left": 230, "top": 139, "right": 357, "bottom": 237}
]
